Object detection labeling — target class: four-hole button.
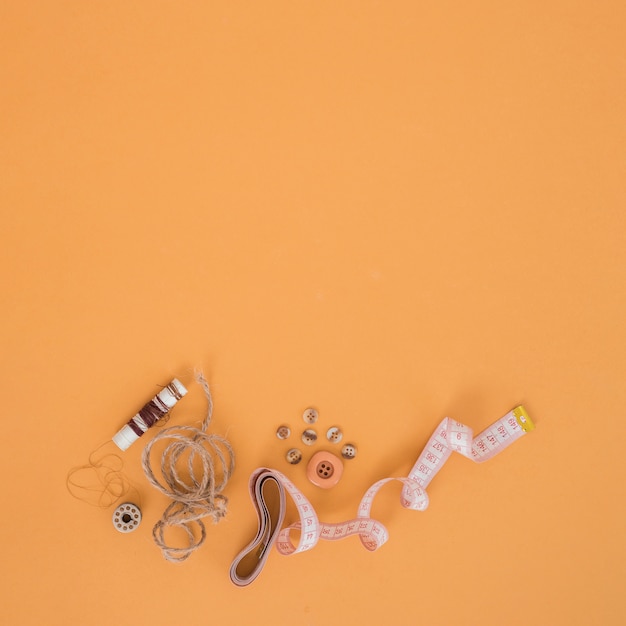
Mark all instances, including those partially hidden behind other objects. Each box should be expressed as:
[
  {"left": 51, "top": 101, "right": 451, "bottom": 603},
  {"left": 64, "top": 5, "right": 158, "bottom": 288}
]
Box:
[{"left": 306, "top": 451, "right": 343, "bottom": 489}]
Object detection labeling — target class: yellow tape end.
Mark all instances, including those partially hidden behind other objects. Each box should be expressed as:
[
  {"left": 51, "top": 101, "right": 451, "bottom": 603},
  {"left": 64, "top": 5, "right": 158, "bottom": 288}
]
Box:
[{"left": 513, "top": 405, "right": 535, "bottom": 433}]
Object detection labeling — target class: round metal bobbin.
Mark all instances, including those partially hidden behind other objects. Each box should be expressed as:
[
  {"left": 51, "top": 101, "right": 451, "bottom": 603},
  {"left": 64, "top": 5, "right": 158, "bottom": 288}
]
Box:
[{"left": 113, "top": 502, "right": 142, "bottom": 533}]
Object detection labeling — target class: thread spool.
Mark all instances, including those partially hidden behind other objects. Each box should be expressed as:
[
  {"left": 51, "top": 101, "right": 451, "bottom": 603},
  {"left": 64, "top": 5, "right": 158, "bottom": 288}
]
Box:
[
  {"left": 113, "top": 502, "right": 142, "bottom": 533},
  {"left": 112, "top": 379, "right": 187, "bottom": 451}
]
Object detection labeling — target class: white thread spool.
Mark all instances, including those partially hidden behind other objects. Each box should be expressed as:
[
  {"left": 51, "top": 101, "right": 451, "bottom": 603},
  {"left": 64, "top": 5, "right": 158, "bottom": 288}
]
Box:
[{"left": 112, "top": 379, "right": 188, "bottom": 451}]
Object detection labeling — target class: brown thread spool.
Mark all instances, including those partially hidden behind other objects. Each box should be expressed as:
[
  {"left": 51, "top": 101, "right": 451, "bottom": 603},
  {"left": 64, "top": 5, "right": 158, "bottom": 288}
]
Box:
[
  {"left": 67, "top": 379, "right": 187, "bottom": 508},
  {"left": 112, "top": 379, "right": 187, "bottom": 451}
]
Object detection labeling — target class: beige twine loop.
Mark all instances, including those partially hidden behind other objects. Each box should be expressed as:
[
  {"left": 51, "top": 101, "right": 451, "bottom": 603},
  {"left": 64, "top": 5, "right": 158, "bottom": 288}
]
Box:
[{"left": 142, "top": 371, "right": 235, "bottom": 562}]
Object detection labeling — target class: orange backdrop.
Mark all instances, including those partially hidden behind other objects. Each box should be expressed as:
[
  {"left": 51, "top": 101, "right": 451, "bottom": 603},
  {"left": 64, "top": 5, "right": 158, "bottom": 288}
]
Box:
[{"left": 1, "top": 2, "right": 625, "bottom": 625}]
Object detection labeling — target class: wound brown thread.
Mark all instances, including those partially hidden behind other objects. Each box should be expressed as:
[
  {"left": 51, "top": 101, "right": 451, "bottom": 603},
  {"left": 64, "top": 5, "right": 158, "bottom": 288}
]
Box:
[
  {"left": 113, "top": 379, "right": 188, "bottom": 451},
  {"left": 67, "top": 379, "right": 187, "bottom": 507}
]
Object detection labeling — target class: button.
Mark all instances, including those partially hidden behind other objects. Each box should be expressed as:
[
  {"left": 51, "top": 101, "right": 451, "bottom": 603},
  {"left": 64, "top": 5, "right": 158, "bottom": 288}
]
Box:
[
  {"left": 326, "top": 426, "right": 343, "bottom": 444},
  {"left": 276, "top": 425, "right": 291, "bottom": 440},
  {"left": 301, "top": 429, "right": 318, "bottom": 446},
  {"left": 302, "top": 408, "right": 319, "bottom": 424},
  {"left": 286, "top": 448, "right": 303, "bottom": 464},
  {"left": 306, "top": 451, "right": 344, "bottom": 488},
  {"left": 341, "top": 443, "right": 357, "bottom": 459},
  {"left": 113, "top": 503, "right": 142, "bottom": 533}
]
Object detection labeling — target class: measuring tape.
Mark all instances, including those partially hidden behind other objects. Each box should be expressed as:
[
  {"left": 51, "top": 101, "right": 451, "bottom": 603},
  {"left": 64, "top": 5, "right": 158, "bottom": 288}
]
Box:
[{"left": 230, "top": 406, "right": 534, "bottom": 586}]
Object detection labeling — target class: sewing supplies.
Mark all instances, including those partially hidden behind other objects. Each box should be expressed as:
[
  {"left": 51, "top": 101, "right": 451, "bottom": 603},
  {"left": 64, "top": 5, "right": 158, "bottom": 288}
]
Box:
[
  {"left": 68, "top": 378, "right": 189, "bottom": 519},
  {"left": 280, "top": 408, "right": 357, "bottom": 465},
  {"left": 276, "top": 425, "right": 291, "bottom": 440},
  {"left": 278, "top": 408, "right": 358, "bottom": 482},
  {"left": 285, "top": 448, "right": 303, "bottom": 464},
  {"left": 229, "top": 470, "right": 287, "bottom": 586},
  {"left": 112, "top": 379, "right": 187, "bottom": 451},
  {"left": 231, "top": 405, "right": 534, "bottom": 586},
  {"left": 326, "top": 426, "right": 343, "bottom": 443},
  {"left": 301, "top": 429, "right": 317, "bottom": 445},
  {"left": 302, "top": 408, "right": 319, "bottom": 424},
  {"left": 306, "top": 450, "right": 343, "bottom": 488},
  {"left": 341, "top": 443, "right": 357, "bottom": 459},
  {"left": 66, "top": 444, "right": 137, "bottom": 508},
  {"left": 113, "top": 502, "right": 142, "bottom": 533},
  {"left": 141, "top": 371, "right": 235, "bottom": 563}
]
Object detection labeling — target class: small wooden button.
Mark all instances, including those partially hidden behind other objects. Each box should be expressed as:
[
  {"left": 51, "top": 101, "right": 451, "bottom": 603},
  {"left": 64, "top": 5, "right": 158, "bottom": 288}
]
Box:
[
  {"left": 341, "top": 443, "right": 357, "bottom": 459},
  {"left": 302, "top": 408, "right": 319, "bottom": 424},
  {"left": 306, "top": 451, "right": 344, "bottom": 489},
  {"left": 286, "top": 448, "right": 303, "bottom": 464},
  {"left": 326, "top": 426, "right": 343, "bottom": 443},
  {"left": 276, "top": 425, "right": 291, "bottom": 440},
  {"left": 301, "top": 429, "right": 318, "bottom": 446}
]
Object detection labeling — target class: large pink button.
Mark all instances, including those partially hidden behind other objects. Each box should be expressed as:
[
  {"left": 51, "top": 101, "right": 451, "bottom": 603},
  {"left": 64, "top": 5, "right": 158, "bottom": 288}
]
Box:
[{"left": 306, "top": 451, "right": 344, "bottom": 489}]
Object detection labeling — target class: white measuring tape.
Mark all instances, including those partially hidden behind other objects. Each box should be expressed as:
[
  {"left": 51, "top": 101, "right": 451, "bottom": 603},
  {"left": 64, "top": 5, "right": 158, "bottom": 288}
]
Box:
[{"left": 230, "top": 406, "right": 535, "bottom": 586}]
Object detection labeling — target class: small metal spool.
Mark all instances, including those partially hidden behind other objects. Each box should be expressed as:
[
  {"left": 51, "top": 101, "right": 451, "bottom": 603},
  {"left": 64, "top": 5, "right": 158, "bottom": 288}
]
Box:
[{"left": 112, "top": 502, "right": 142, "bottom": 533}]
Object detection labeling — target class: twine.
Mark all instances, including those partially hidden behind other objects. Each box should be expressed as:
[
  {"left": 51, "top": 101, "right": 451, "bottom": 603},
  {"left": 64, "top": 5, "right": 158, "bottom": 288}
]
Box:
[{"left": 142, "top": 371, "right": 235, "bottom": 562}]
